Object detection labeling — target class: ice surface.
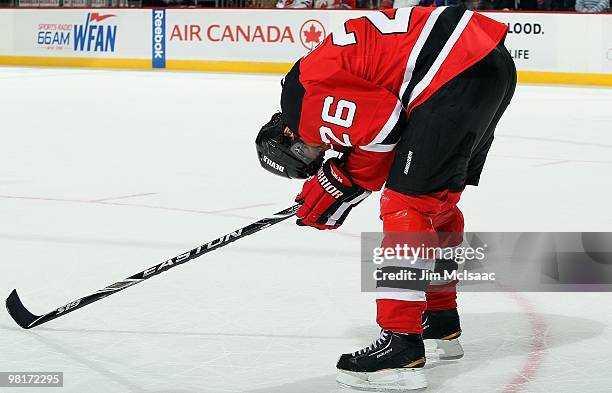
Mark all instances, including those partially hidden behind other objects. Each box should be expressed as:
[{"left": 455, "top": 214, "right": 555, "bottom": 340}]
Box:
[{"left": 0, "top": 67, "right": 611, "bottom": 392}]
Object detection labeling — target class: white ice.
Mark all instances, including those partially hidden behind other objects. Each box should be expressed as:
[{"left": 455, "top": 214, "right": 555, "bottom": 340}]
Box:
[{"left": 0, "top": 67, "right": 611, "bottom": 393}]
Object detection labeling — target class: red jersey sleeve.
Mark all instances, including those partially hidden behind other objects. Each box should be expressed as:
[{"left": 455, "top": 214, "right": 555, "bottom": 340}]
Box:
[{"left": 294, "top": 63, "right": 403, "bottom": 191}]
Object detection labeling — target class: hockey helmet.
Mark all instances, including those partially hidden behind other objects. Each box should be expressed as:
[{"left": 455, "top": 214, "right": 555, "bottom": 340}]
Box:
[{"left": 255, "top": 112, "right": 324, "bottom": 179}]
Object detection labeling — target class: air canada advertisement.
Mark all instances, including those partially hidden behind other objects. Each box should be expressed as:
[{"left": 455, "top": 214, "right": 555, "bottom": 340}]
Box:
[{"left": 165, "top": 10, "right": 335, "bottom": 62}]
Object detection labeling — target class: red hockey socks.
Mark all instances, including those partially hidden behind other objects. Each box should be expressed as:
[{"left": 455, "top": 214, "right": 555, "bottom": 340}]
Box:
[{"left": 376, "top": 188, "right": 463, "bottom": 334}]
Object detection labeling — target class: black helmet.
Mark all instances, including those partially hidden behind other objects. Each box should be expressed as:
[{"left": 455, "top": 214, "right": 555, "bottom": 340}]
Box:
[{"left": 255, "top": 112, "right": 324, "bottom": 179}]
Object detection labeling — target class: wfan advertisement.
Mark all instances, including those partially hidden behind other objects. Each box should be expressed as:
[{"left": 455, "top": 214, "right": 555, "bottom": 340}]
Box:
[{"left": 12, "top": 9, "right": 150, "bottom": 59}]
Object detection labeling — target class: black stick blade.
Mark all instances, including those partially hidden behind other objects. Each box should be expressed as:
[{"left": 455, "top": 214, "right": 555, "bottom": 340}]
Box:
[{"left": 6, "top": 290, "right": 40, "bottom": 329}]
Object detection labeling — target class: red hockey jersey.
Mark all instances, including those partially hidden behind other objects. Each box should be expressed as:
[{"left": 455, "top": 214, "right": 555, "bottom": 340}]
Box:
[{"left": 280, "top": 5, "right": 507, "bottom": 191}]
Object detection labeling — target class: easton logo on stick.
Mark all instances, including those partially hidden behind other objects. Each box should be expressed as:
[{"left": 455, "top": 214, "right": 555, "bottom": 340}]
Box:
[{"left": 142, "top": 230, "right": 243, "bottom": 277}]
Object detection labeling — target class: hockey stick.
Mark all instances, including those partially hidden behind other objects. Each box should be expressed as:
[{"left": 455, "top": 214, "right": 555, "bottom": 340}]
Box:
[{"left": 5, "top": 204, "right": 300, "bottom": 329}]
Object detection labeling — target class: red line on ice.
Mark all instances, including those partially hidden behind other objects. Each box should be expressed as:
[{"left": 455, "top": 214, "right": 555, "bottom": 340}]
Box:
[{"left": 501, "top": 291, "right": 548, "bottom": 393}]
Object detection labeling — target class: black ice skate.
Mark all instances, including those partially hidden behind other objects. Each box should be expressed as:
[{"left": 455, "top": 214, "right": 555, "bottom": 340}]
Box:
[
  {"left": 422, "top": 308, "right": 464, "bottom": 360},
  {"left": 336, "top": 330, "right": 427, "bottom": 391}
]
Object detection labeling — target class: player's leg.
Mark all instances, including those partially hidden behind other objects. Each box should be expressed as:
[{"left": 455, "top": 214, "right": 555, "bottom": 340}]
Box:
[
  {"left": 336, "top": 191, "right": 448, "bottom": 391},
  {"left": 377, "top": 193, "right": 439, "bottom": 336},
  {"left": 466, "top": 44, "right": 517, "bottom": 188},
  {"left": 422, "top": 45, "right": 515, "bottom": 360},
  {"left": 424, "top": 201, "right": 465, "bottom": 360},
  {"left": 427, "top": 203, "right": 464, "bottom": 316}
]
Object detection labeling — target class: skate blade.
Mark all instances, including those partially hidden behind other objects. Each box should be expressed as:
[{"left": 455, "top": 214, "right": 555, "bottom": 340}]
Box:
[
  {"left": 435, "top": 338, "right": 464, "bottom": 360},
  {"left": 336, "top": 368, "right": 427, "bottom": 391}
]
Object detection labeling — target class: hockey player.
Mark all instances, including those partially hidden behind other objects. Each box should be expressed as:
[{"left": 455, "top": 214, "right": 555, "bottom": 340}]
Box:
[{"left": 255, "top": 5, "right": 516, "bottom": 391}]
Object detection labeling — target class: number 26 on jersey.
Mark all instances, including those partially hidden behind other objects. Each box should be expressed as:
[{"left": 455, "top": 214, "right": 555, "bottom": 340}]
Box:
[{"left": 320, "top": 96, "right": 356, "bottom": 147}]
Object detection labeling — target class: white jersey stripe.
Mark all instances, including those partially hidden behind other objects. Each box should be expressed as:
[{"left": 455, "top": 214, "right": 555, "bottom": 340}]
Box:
[
  {"left": 399, "top": 6, "right": 448, "bottom": 99},
  {"left": 376, "top": 290, "right": 426, "bottom": 302},
  {"left": 359, "top": 143, "right": 397, "bottom": 153},
  {"left": 408, "top": 10, "right": 474, "bottom": 107},
  {"left": 362, "top": 7, "right": 447, "bottom": 150},
  {"left": 361, "top": 99, "right": 403, "bottom": 149}
]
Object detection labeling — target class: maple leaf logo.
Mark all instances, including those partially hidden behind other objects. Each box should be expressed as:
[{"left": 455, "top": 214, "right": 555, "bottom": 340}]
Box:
[
  {"left": 303, "top": 24, "right": 322, "bottom": 44},
  {"left": 299, "top": 20, "right": 326, "bottom": 51},
  {"left": 89, "top": 13, "right": 116, "bottom": 23}
]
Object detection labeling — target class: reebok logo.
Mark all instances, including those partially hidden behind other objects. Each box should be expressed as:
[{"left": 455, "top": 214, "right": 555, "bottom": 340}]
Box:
[
  {"left": 152, "top": 9, "right": 166, "bottom": 68},
  {"left": 403, "top": 150, "right": 413, "bottom": 175}
]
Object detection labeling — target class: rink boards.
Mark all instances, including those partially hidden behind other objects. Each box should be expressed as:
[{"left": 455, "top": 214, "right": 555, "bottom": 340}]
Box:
[{"left": 0, "top": 8, "right": 610, "bottom": 86}]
